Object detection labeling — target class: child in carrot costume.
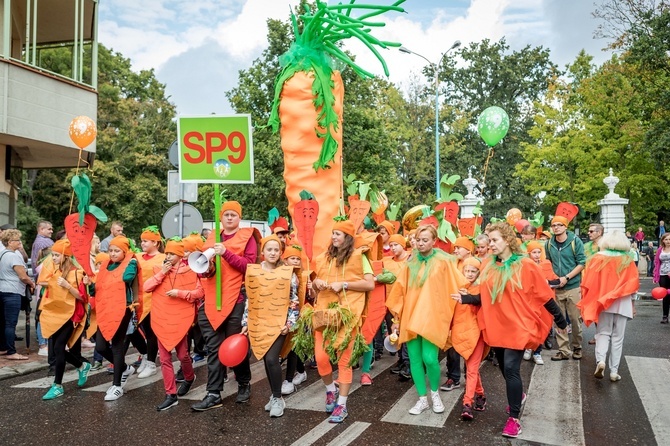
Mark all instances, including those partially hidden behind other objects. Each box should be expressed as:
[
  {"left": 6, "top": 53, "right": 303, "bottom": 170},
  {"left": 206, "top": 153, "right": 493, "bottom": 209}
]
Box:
[
  {"left": 143, "top": 238, "right": 203, "bottom": 411},
  {"left": 40, "top": 239, "right": 91, "bottom": 400},
  {"left": 133, "top": 226, "right": 166, "bottom": 379},
  {"left": 246, "top": 235, "right": 300, "bottom": 417},
  {"left": 92, "top": 236, "right": 145, "bottom": 401},
  {"left": 387, "top": 225, "right": 468, "bottom": 416}
]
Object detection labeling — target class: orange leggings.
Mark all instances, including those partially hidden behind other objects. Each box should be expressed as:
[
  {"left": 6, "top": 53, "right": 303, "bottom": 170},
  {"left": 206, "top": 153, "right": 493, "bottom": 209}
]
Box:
[
  {"left": 463, "top": 335, "right": 486, "bottom": 406},
  {"left": 314, "top": 330, "right": 354, "bottom": 384}
]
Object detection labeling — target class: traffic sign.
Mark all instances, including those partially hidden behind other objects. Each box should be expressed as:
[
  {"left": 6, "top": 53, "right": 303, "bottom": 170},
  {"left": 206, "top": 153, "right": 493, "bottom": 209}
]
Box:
[
  {"left": 161, "top": 203, "right": 204, "bottom": 238},
  {"left": 167, "top": 170, "right": 198, "bottom": 203}
]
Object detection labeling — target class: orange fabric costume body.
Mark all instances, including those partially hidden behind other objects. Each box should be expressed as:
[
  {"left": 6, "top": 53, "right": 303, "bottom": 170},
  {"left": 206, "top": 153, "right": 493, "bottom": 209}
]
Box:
[
  {"left": 478, "top": 256, "right": 554, "bottom": 350},
  {"left": 386, "top": 250, "right": 468, "bottom": 349},
  {"left": 40, "top": 267, "right": 86, "bottom": 348},
  {"left": 578, "top": 252, "right": 639, "bottom": 326},
  {"left": 150, "top": 265, "right": 199, "bottom": 352},
  {"left": 95, "top": 255, "right": 141, "bottom": 342},
  {"left": 135, "top": 252, "right": 166, "bottom": 323},
  {"left": 449, "top": 283, "right": 482, "bottom": 360},
  {"left": 201, "top": 227, "right": 260, "bottom": 330}
]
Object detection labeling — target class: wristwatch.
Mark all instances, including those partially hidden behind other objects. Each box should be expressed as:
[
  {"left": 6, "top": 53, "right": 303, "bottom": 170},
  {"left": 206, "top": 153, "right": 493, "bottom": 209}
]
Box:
[{"left": 343, "top": 282, "right": 349, "bottom": 290}]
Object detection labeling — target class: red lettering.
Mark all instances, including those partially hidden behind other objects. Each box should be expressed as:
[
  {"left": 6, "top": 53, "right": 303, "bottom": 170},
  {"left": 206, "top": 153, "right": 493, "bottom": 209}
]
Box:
[
  {"left": 227, "top": 131, "right": 246, "bottom": 164},
  {"left": 205, "top": 132, "right": 227, "bottom": 164},
  {"left": 183, "top": 131, "right": 205, "bottom": 163},
  {"left": 182, "top": 131, "right": 248, "bottom": 165}
]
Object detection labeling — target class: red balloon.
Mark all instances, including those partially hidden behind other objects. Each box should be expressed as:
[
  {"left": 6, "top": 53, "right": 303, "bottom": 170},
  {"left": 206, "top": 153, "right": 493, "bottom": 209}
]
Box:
[
  {"left": 514, "top": 219, "right": 531, "bottom": 233},
  {"left": 651, "top": 287, "right": 668, "bottom": 301},
  {"left": 218, "top": 333, "right": 249, "bottom": 367}
]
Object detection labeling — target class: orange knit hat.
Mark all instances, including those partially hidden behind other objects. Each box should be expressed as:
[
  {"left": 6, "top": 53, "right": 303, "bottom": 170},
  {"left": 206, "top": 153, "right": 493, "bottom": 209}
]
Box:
[
  {"left": 389, "top": 234, "right": 407, "bottom": 248},
  {"left": 261, "top": 235, "right": 282, "bottom": 252},
  {"left": 165, "top": 240, "right": 185, "bottom": 257},
  {"left": 377, "top": 220, "right": 396, "bottom": 236},
  {"left": 94, "top": 252, "right": 110, "bottom": 264},
  {"left": 462, "top": 256, "right": 482, "bottom": 270},
  {"left": 283, "top": 244, "right": 303, "bottom": 260},
  {"left": 333, "top": 220, "right": 356, "bottom": 238},
  {"left": 551, "top": 216, "right": 569, "bottom": 227},
  {"left": 109, "top": 236, "right": 130, "bottom": 253},
  {"left": 220, "top": 201, "right": 242, "bottom": 219},
  {"left": 182, "top": 234, "right": 204, "bottom": 253},
  {"left": 526, "top": 241, "right": 544, "bottom": 253},
  {"left": 454, "top": 236, "right": 475, "bottom": 254},
  {"left": 140, "top": 226, "right": 162, "bottom": 242}
]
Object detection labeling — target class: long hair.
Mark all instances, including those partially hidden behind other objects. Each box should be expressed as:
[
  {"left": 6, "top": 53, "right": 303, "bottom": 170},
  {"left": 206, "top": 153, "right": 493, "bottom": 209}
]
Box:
[
  {"left": 59, "top": 254, "right": 75, "bottom": 282},
  {"left": 487, "top": 222, "right": 523, "bottom": 255},
  {"left": 599, "top": 230, "right": 632, "bottom": 251},
  {"left": 326, "top": 234, "right": 355, "bottom": 267}
]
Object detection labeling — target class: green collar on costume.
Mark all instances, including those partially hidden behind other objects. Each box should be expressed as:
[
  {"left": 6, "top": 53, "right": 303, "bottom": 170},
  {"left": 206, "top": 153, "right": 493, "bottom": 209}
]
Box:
[
  {"left": 481, "top": 253, "right": 524, "bottom": 304},
  {"left": 416, "top": 249, "right": 437, "bottom": 262}
]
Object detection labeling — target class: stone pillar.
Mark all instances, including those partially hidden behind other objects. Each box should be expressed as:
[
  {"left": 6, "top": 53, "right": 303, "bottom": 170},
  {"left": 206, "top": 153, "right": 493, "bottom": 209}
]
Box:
[
  {"left": 459, "top": 173, "right": 481, "bottom": 218},
  {"left": 597, "top": 168, "right": 628, "bottom": 234}
]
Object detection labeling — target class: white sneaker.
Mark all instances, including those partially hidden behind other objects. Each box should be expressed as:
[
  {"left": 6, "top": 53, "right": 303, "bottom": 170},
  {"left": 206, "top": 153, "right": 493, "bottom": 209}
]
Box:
[
  {"left": 281, "top": 380, "right": 296, "bottom": 395},
  {"left": 409, "top": 397, "right": 429, "bottom": 415},
  {"left": 136, "top": 355, "right": 147, "bottom": 374},
  {"left": 104, "top": 385, "right": 124, "bottom": 401},
  {"left": 594, "top": 361, "right": 606, "bottom": 379},
  {"left": 120, "top": 365, "right": 135, "bottom": 388},
  {"left": 610, "top": 372, "right": 622, "bottom": 382},
  {"left": 269, "top": 396, "right": 285, "bottom": 418},
  {"left": 81, "top": 339, "right": 96, "bottom": 348},
  {"left": 265, "top": 396, "right": 273, "bottom": 412},
  {"left": 523, "top": 349, "right": 532, "bottom": 361},
  {"left": 292, "top": 371, "right": 307, "bottom": 386},
  {"left": 533, "top": 354, "right": 544, "bottom": 365},
  {"left": 38, "top": 346, "right": 48, "bottom": 357},
  {"left": 138, "top": 361, "right": 156, "bottom": 379},
  {"left": 431, "top": 391, "right": 445, "bottom": 413}
]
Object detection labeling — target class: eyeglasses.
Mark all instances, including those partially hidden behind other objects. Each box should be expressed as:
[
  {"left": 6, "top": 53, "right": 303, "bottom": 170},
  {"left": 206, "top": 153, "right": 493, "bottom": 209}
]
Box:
[
  {"left": 588, "top": 230, "right": 598, "bottom": 233},
  {"left": 9, "top": 239, "right": 21, "bottom": 242},
  {"left": 550, "top": 224, "right": 565, "bottom": 228}
]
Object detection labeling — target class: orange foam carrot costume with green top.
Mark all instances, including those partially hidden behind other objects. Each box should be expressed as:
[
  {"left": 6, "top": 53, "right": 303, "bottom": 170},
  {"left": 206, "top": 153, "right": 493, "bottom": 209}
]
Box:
[{"left": 268, "top": 1, "right": 405, "bottom": 262}]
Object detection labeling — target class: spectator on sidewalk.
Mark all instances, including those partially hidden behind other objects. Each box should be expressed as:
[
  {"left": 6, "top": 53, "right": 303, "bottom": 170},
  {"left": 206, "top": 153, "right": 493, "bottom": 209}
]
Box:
[
  {"left": 31, "top": 221, "right": 54, "bottom": 278},
  {"left": 99, "top": 222, "right": 124, "bottom": 253},
  {"left": 645, "top": 241, "right": 655, "bottom": 277},
  {"left": 634, "top": 227, "right": 645, "bottom": 251},
  {"left": 655, "top": 221, "right": 666, "bottom": 242}
]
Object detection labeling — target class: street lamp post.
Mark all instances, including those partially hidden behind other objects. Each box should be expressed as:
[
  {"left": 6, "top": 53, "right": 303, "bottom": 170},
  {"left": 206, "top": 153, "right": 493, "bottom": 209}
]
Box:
[{"left": 400, "top": 40, "right": 461, "bottom": 200}]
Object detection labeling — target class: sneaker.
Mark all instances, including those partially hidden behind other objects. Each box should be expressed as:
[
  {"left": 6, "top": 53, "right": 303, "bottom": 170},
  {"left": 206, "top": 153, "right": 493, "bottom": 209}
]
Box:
[
  {"left": 77, "top": 362, "right": 92, "bottom": 387},
  {"left": 138, "top": 361, "right": 157, "bottom": 378},
  {"left": 329, "top": 404, "right": 348, "bottom": 423},
  {"left": 106, "top": 364, "right": 114, "bottom": 375},
  {"left": 588, "top": 338, "right": 596, "bottom": 345},
  {"left": 409, "top": 398, "right": 429, "bottom": 415},
  {"left": 236, "top": 383, "right": 251, "bottom": 403},
  {"left": 431, "top": 392, "right": 445, "bottom": 413},
  {"left": 90, "top": 361, "right": 103, "bottom": 371},
  {"left": 440, "top": 378, "right": 460, "bottom": 391},
  {"left": 42, "top": 384, "right": 64, "bottom": 400},
  {"left": 662, "top": 317, "right": 669, "bottom": 324},
  {"left": 360, "top": 373, "right": 373, "bottom": 386},
  {"left": 473, "top": 393, "right": 487, "bottom": 411},
  {"left": 135, "top": 355, "right": 147, "bottom": 373},
  {"left": 544, "top": 339, "right": 553, "bottom": 350},
  {"left": 572, "top": 349, "right": 583, "bottom": 360},
  {"left": 38, "top": 346, "right": 48, "bottom": 357},
  {"left": 175, "top": 367, "right": 185, "bottom": 383},
  {"left": 461, "top": 403, "right": 474, "bottom": 420},
  {"left": 156, "top": 394, "right": 179, "bottom": 411},
  {"left": 292, "top": 371, "right": 307, "bottom": 386},
  {"left": 104, "top": 385, "right": 124, "bottom": 401},
  {"left": 265, "top": 396, "right": 273, "bottom": 412},
  {"left": 390, "top": 359, "right": 403, "bottom": 374},
  {"left": 177, "top": 376, "right": 196, "bottom": 397},
  {"left": 120, "top": 365, "right": 135, "bottom": 388},
  {"left": 192, "top": 353, "right": 206, "bottom": 362},
  {"left": 551, "top": 352, "right": 570, "bottom": 361},
  {"left": 610, "top": 373, "right": 622, "bottom": 382},
  {"left": 502, "top": 417, "right": 522, "bottom": 438},
  {"left": 81, "top": 339, "right": 96, "bottom": 348},
  {"left": 325, "top": 390, "right": 338, "bottom": 413},
  {"left": 533, "top": 354, "right": 544, "bottom": 365},
  {"left": 523, "top": 349, "right": 532, "bottom": 361},
  {"left": 191, "top": 393, "right": 222, "bottom": 411},
  {"left": 506, "top": 392, "right": 527, "bottom": 415},
  {"left": 269, "top": 396, "right": 286, "bottom": 418},
  {"left": 398, "top": 363, "right": 412, "bottom": 382},
  {"left": 281, "top": 380, "right": 296, "bottom": 395},
  {"left": 594, "top": 361, "right": 606, "bottom": 379},
  {"left": 224, "top": 373, "right": 229, "bottom": 384}
]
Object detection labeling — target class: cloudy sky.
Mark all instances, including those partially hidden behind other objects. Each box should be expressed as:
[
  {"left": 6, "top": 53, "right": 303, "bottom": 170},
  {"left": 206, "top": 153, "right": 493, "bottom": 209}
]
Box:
[{"left": 98, "top": 0, "right": 612, "bottom": 116}]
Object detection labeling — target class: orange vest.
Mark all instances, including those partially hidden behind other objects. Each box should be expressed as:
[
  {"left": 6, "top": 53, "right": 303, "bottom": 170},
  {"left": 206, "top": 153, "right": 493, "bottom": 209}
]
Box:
[
  {"left": 449, "top": 283, "right": 481, "bottom": 359},
  {"left": 95, "top": 255, "right": 139, "bottom": 341},
  {"left": 202, "top": 227, "right": 260, "bottom": 330},
  {"left": 150, "top": 265, "right": 198, "bottom": 351},
  {"left": 135, "top": 252, "right": 166, "bottom": 323},
  {"left": 40, "top": 267, "right": 85, "bottom": 347}
]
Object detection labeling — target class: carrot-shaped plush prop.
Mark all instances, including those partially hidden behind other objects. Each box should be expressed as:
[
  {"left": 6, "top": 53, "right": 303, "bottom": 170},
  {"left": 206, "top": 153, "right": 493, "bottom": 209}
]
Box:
[
  {"left": 64, "top": 173, "right": 107, "bottom": 277},
  {"left": 294, "top": 190, "right": 319, "bottom": 262},
  {"left": 268, "top": 0, "right": 405, "bottom": 261}
]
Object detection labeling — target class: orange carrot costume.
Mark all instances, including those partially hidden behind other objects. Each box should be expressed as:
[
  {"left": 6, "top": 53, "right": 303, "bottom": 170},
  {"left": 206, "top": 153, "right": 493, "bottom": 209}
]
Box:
[
  {"left": 135, "top": 252, "right": 165, "bottom": 323},
  {"left": 246, "top": 264, "right": 295, "bottom": 360},
  {"left": 478, "top": 256, "right": 555, "bottom": 350},
  {"left": 40, "top": 267, "right": 86, "bottom": 348},
  {"left": 578, "top": 252, "right": 639, "bottom": 326},
  {"left": 386, "top": 250, "right": 468, "bottom": 349},
  {"left": 95, "top": 253, "right": 142, "bottom": 341},
  {"left": 356, "top": 232, "right": 387, "bottom": 344},
  {"left": 449, "top": 283, "right": 482, "bottom": 360}
]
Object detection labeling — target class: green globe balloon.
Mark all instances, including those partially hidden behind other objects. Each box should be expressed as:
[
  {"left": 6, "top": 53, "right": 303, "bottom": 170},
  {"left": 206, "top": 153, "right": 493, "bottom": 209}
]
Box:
[{"left": 477, "top": 106, "right": 510, "bottom": 147}]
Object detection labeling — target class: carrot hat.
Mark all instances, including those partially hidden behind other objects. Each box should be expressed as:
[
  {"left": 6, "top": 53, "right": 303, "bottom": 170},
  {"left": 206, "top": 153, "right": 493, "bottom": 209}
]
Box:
[
  {"left": 140, "top": 225, "right": 163, "bottom": 242},
  {"left": 454, "top": 236, "right": 475, "bottom": 254},
  {"left": 165, "top": 239, "right": 185, "bottom": 257},
  {"left": 182, "top": 233, "right": 204, "bottom": 253},
  {"left": 389, "top": 234, "right": 407, "bottom": 248},
  {"left": 95, "top": 252, "right": 110, "bottom": 264},
  {"left": 283, "top": 244, "right": 303, "bottom": 259},
  {"left": 220, "top": 200, "right": 242, "bottom": 219},
  {"left": 526, "top": 241, "right": 544, "bottom": 253},
  {"left": 550, "top": 216, "right": 569, "bottom": 227},
  {"left": 333, "top": 220, "right": 356, "bottom": 238},
  {"left": 462, "top": 256, "right": 482, "bottom": 270},
  {"left": 377, "top": 220, "right": 396, "bottom": 235},
  {"left": 109, "top": 236, "right": 130, "bottom": 253},
  {"left": 261, "top": 235, "right": 283, "bottom": 252},
  {"left": 52, "top": 239, "right": 72, "bottom": 256}
]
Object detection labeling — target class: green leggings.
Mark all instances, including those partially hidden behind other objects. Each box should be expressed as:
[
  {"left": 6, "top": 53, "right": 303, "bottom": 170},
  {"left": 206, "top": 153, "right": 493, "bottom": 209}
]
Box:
[
  {"left": 361, "top": 342, "right": 373, "bottom": 373},
  {"left": 406, "top": 336, "right": 441, "bottom": 396}
]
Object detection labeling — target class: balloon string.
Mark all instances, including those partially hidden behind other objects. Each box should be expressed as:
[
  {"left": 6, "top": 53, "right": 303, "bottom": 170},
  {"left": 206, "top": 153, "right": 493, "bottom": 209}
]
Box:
[
  {"left": 481, "top": 147, "right": 495, "bottom": 187},
  {"left": 68, "top": 149, "right": 90, "bottom": 214}
]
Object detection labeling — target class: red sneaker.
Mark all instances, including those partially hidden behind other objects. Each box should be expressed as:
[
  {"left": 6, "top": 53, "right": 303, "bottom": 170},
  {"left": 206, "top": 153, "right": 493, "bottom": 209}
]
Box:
[{"left": 360, "top": 373, "right": 373, "bottom": 386}]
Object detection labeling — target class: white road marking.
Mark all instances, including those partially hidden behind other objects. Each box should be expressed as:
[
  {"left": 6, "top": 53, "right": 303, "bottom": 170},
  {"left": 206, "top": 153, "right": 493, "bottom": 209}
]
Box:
[
  {"left": 179, "top": 359, "right": 266, "bottom": 401},
  {"left": 627, "top": 355, "right": 670, "bottom": 442},
  {"left": 325, "top": 421, "right": 371, "bottom": 446},
  {"left": 289, "top": 419, "right": 336, "bottom": 446}
]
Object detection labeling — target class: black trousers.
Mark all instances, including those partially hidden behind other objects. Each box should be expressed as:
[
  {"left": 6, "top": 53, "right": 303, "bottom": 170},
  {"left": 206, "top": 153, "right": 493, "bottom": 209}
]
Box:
[
  {"left": 285, "top": 350, "right": 305, "bottom": 380},
  {"left": 493, "top": 347, "right": 524, "bottom": 418},
  {"left": 198, "top": 302, "right": 251, "bottom": 393},
  {"left": 661, "top": 275, "right": 670, "bottom": 317},
  {"left": 95, "top": 309, "right": 133, "bottom": 386},
  {"left": 52, "top": 322, "right": 84, "bottom": 385},
  {"left": 264, "top": 334, "right": 287, "bottom": 398},
  {"left": 446, "top": 347, "right": 461, "bottom": 382}
]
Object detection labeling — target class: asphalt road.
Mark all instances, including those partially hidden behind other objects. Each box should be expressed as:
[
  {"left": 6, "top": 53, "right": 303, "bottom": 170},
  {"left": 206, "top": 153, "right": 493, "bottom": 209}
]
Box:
[{"left": 2, "top": 286, "right": 668, "bottom": 446}]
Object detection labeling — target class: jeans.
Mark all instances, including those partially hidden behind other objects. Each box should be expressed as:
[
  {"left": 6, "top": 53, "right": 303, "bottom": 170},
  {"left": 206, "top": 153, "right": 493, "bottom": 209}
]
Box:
[
  {"left": 36, "top": 321, "right": 47, "bottom": 346},
  {"left": 0, "top": 292, "right": 22, "bottom": 355}
]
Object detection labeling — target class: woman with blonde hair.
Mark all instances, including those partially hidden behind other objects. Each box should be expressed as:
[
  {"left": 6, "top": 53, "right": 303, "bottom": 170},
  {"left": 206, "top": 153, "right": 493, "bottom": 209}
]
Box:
[{"left": 578, "top": 231, "right": 639, "bottom": 382}]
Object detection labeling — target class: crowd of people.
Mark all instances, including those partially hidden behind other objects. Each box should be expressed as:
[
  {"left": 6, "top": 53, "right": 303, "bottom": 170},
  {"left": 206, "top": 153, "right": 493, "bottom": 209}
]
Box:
[{"left": 0, "top": 203, "right": 653, "bottom": 439}]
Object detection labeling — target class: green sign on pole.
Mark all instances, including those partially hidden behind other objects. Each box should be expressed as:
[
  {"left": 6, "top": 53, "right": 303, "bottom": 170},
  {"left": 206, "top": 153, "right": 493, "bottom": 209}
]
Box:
[{"left": 178, "top": 115, "right": 254, "bottom": 183}]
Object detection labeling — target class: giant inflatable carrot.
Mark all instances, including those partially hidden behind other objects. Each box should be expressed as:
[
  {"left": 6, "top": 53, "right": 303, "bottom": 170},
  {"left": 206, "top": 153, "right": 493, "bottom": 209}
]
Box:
[{"left": 268, "top": 0, "right": 405, "bottom": 261}]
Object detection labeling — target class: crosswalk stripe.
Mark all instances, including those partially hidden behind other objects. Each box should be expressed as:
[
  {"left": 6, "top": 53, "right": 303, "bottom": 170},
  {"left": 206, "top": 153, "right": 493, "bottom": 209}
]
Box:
[
  {"left": 519, "top": 350, "right": 585, "bottom": 446},
  {"left": 289, "top": 419, "right": 336, "bottom": 446},
  {"left": 179, "top": 359, "right": 267, "bottom": 401},
  {"left": 626, "top": 355, "right": 670, "bottom": 441},
  {"left": 284, "top": 354, "right": 396, "bottom": 411},
  {"left": 380, "top": 358, "right": 461, "bottom": 428},
  {"left": 325, "top": 421, "right": 371, "bottom": 446}
]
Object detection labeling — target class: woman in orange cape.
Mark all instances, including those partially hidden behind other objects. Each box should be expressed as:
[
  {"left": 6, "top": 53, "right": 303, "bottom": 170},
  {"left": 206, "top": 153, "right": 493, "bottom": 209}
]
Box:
[
  {"left": 92, "top": 236, "right": 144, "bottom": 402},
  {"left": 578, "top": 231, "right": 639, "bottom": 382},
  {"left": 311, "top": 220, "right": 375, "bottom": 424},
  {"left": 144, "top": 239, "right": 203, "bottom": 411},
  {"left": 39, "top": 239, "right": 91, "bottom": 400},
  {"left": 246, "top": 235, "right": 300, "bottom": 418},
  {"left": 476, "top": 223, "right": 567, "bottom": 439},
  {"left": 387, "top": 225, "right": 468, "bottom": 416}
]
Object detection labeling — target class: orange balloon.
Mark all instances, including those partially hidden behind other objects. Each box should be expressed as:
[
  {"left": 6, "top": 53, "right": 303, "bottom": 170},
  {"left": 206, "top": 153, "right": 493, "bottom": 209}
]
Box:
[
  {"left": 69, "top": 116, "right": 97, "bottom": 149},
  {"left": 505, "top": 208, "right": 522, "bottom": 225}
]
